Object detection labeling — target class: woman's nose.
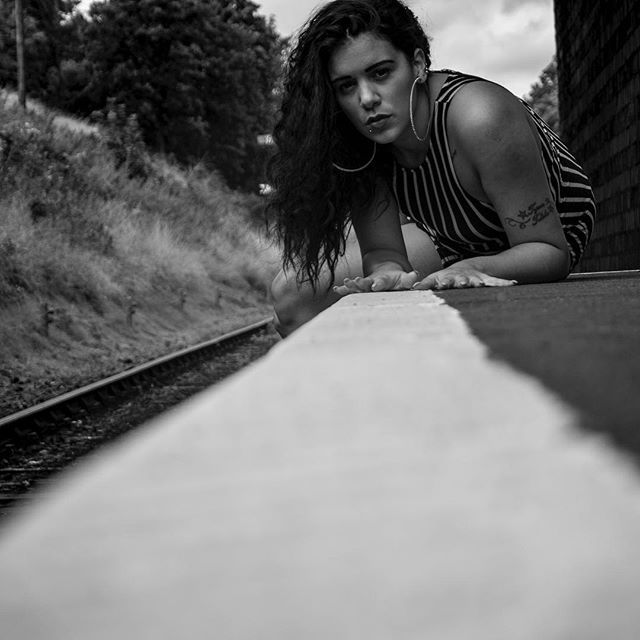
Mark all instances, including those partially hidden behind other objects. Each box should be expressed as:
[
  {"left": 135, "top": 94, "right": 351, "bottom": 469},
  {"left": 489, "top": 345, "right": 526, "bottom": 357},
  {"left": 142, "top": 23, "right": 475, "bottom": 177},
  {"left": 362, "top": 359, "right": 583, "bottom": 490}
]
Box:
[{"left": 358, "top": 81, "right": 379, "bottom": 109}]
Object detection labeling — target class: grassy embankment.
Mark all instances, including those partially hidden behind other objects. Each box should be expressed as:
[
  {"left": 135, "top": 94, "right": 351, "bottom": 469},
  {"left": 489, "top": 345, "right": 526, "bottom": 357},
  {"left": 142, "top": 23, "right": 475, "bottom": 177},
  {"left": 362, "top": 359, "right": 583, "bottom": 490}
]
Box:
[{"left": 0, "top": 94, "right": 281, "bottom": 416}]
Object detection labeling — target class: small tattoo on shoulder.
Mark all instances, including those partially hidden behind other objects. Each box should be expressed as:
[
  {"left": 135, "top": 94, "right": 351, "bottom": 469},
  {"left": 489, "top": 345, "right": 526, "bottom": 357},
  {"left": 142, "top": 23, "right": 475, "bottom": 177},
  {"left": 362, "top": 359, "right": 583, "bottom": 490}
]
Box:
[{"left": 505, "top": 198, "right": 554, "bottom": 230}]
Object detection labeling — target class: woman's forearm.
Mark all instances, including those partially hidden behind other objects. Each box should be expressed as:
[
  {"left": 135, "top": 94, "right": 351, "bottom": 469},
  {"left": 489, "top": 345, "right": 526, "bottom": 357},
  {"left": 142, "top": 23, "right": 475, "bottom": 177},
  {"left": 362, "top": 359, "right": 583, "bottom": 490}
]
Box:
[{"left": 459, "top": 241, "right": 571, "bottom": 283}]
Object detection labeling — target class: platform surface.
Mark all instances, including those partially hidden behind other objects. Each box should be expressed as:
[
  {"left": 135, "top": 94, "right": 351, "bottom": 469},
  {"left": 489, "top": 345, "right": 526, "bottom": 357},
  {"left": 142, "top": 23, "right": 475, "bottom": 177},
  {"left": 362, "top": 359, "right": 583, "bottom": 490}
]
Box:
[{"left": 1, "top": 277, "right": 640, "bottom": 639}]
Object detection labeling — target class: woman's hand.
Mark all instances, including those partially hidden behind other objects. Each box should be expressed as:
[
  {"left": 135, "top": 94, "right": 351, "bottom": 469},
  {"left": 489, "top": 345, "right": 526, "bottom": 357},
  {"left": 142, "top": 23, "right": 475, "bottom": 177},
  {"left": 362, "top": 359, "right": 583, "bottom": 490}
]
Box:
[
  {"left": 333, "top": 269, "right": 420, "bottom": 296},
  {"left": 412, "top": 264, "right": 517, "bottom": 290}
]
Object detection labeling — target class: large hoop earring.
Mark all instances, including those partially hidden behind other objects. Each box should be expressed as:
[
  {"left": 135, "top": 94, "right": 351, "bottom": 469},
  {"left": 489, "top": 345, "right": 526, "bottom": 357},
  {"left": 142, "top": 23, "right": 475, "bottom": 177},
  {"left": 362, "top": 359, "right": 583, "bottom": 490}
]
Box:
[
  {"left": 332, "top": 141, "right": 377, "bottom": 173},
  {"left": 409, "top": 73, "right": 429, "bottom": 142}
]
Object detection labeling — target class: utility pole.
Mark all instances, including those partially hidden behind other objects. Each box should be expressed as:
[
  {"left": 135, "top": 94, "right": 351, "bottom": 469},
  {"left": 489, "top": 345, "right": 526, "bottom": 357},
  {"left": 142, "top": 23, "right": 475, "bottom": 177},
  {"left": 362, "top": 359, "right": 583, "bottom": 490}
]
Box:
[{"left": 15, "top": 0, "right": 26, "bottom": 109}]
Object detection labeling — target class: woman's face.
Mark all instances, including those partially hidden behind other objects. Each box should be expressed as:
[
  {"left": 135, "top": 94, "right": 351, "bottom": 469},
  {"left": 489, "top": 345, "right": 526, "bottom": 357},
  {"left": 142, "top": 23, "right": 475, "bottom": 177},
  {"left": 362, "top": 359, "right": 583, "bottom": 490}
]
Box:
[{"left": 328, "top": 32, "right": 422, "bottom": 146}]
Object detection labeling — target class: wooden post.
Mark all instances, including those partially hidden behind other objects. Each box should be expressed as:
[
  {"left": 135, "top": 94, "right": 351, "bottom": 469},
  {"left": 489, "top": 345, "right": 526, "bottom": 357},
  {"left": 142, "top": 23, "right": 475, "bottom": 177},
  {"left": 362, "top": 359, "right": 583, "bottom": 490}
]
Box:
[{"left": 15, "top": 0, "right": 26, "bottom": 109}]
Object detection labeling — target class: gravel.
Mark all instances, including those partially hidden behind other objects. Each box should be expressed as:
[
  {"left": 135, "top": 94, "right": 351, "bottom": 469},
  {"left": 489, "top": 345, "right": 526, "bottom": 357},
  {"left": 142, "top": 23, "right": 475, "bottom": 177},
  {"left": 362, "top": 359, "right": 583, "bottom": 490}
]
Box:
[{"left": 0, "top": 328, "right": 280, "bottom": 523}]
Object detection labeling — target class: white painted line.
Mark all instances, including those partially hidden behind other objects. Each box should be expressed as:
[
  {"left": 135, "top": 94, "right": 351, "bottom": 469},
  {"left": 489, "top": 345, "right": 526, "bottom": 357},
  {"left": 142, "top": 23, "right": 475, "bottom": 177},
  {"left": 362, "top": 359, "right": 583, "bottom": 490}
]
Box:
[{"left": 1, "top": 291, "right": 640, "bottom": 639}]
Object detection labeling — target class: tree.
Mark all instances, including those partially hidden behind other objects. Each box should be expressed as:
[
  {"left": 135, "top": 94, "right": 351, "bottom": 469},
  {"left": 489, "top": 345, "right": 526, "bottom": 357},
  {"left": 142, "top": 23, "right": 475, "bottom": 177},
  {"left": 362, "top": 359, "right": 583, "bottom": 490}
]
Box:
[
  {"left": 0, "top": 0, "right": 283, "bottom": 190},
  {"left": 200, "top": 2, "right": 282, "bottom": 190},
  {"left": 79, "top": 0, "right": 282, "bottom": 190},
  {"left": 525, "top": 56, "right": 560, "bottom": 135},
  {"left": 0, "top": 0, "right": 83, "bottom": 102}
]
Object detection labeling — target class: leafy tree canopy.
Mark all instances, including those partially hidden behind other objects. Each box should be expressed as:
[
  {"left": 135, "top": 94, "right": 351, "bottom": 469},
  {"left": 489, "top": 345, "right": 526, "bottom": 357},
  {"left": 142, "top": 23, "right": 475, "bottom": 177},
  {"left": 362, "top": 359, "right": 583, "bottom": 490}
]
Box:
[
  {"left": 524, "top": 56, "right": 560, "bottom": 135},
  {"left": 80, "top": 0, "right": 282, "bottom": 189},
  {"left": 0, "top": 0, "right": 83, "bottom": 97},
  {"left": 1, "top": 0, "right": 283, "bottom": 191}
]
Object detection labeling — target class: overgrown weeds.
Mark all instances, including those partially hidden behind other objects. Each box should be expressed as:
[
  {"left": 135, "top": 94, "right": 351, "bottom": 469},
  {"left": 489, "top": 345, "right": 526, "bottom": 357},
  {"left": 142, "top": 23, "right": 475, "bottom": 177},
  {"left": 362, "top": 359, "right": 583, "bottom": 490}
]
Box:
[
  {"left": 0, "top": 95, "right": 279, "bottom": 413},
  {"left": 0, "top": 96, "right": 278, "bottom": 314}
]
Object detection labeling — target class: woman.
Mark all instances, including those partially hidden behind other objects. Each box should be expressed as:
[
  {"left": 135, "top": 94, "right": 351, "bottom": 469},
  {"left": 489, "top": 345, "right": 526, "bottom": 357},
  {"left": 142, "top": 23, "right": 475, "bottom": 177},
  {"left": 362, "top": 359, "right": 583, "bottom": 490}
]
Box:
[{"left": 268, "top": 0, "right": 595, "bottom": 336}]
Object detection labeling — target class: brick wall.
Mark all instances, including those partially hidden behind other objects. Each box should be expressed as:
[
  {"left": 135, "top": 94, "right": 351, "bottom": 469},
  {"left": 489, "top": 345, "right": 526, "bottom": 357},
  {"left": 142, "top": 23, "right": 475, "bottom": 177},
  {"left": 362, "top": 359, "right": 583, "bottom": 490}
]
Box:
[{"left": 555, "top": 0, "right": 640, "bottom": 270}]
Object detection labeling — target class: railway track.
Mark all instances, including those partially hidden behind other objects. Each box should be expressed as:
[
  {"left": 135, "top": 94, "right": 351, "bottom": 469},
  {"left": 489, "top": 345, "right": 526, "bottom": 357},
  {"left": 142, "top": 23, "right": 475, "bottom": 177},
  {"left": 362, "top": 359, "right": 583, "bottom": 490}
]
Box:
[{"left": 0, "top": 318, "right": 278, "bottom": 521}]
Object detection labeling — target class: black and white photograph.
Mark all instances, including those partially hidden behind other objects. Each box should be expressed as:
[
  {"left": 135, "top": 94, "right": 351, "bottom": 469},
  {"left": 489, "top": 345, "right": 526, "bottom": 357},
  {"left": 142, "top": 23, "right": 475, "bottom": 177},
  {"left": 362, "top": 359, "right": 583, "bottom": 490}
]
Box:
[{"left": 0, "top": 1, "right": 639, "bottom": 637}]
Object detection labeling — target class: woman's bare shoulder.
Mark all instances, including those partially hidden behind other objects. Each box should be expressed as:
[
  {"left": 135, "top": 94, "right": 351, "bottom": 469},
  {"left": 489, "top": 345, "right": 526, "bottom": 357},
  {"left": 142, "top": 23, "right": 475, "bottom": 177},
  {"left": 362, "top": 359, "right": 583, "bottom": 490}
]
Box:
[{"left": 446, "top": 79, "right": 533, "bottom": 158}]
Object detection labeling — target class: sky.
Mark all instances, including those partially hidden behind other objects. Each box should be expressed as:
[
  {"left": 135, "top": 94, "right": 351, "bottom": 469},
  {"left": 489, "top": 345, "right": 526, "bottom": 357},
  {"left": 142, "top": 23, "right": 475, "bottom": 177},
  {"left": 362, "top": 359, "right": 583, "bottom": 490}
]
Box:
[
  {"left": 256, "top": 0, "right": 556, "bottom": 97},
  {"left": 77, "top": 0, "right": 556, "bottom": 98}
]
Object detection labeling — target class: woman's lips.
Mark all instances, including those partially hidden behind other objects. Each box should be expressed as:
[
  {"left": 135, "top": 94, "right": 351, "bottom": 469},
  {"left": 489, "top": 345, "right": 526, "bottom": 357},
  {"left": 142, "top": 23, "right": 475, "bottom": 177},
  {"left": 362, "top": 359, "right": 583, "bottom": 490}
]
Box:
[{"left": 366, "top": 115, "right": 390, "bottom": 131}]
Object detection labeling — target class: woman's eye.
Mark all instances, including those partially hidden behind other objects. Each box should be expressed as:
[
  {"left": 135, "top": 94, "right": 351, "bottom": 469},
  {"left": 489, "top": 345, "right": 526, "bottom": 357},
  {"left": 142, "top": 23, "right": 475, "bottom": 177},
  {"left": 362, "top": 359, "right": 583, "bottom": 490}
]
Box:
[
  {"left": 373, "top": 68, "right": 390, "bottom": 79},
  {"left": 337, "top": 81, "right": 355, "bottom": 94}
]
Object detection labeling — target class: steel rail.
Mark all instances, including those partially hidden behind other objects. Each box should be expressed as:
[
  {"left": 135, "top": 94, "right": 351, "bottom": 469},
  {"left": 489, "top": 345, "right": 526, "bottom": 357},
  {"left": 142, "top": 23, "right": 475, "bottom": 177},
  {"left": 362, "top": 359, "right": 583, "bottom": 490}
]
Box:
[
  {"left": 0, "top": 317, "right": 273, "bottom": 435},
  {"left": 568, "top": 269, "right": 640, "bottom": 279}
]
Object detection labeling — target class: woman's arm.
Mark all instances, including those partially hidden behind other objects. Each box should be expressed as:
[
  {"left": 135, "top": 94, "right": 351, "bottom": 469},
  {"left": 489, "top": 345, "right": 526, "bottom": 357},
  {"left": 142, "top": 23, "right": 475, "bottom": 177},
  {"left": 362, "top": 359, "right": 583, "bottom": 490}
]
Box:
[
  {"left": 415, "top": 81, "right": 571, "bottom": 290},
  {"left": 334, "top": 178, "right": 420, "bottom": 294},
  {"left": 357, "top": 179, "right": 412, "bottom": 274}
]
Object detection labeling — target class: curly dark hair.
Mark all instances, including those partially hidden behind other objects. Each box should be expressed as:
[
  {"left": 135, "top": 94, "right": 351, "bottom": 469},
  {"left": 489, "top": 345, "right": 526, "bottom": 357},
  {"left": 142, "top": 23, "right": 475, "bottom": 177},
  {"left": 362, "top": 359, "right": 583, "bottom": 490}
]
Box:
[{"left": 267, "top": 0, "right": 431, "bottom": 286}]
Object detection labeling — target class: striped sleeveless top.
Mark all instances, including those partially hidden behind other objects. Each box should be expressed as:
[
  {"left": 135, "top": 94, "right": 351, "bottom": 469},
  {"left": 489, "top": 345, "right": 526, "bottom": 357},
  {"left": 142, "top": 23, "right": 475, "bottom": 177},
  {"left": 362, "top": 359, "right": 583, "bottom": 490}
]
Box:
[{"left": 391, "top": 71, "right": 596, "bottom": 270}]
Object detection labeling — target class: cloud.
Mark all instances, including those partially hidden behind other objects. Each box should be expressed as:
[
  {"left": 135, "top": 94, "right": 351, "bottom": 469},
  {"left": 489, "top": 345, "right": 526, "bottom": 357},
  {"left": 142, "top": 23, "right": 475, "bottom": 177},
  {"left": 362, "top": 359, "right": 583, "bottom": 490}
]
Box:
[
  {"left": 410, "top": 0, "right": 498, "bottom": 32},
  {"left": 407, "top": 0, "right": 555, "bottom": 96},
  {"left": 502, "top": 0, "right": 552, "bottom": 13},
  {"left": 256, "top": 0, "right": 323, "bottom": 34}
]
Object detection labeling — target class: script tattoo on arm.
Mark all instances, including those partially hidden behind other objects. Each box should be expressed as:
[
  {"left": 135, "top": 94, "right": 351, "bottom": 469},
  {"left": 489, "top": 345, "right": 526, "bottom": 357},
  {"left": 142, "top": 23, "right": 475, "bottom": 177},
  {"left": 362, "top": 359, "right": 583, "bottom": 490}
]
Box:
[{"left": 504, "top": 198, "right": 554, "bottom": 230}]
